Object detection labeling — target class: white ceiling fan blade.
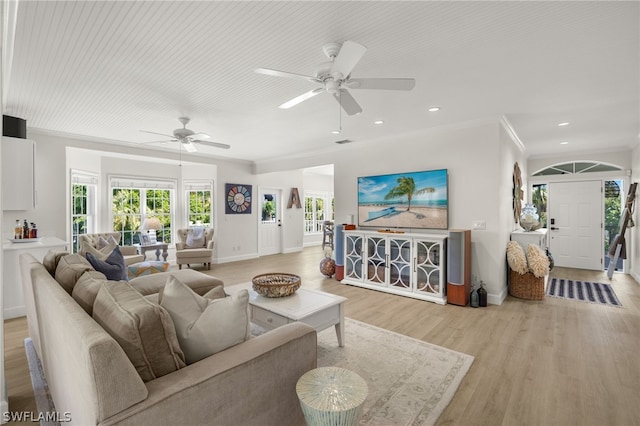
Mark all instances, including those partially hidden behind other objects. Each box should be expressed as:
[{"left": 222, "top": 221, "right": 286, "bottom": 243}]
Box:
[
  {"left": 181, "top": 140, "right": 198, "bottom": 153},
  {"left": 330, "top": 41, "right": 367, "bottom": 79},
  {"left": 194, "top": 140, "right": 231, "bottom": 150},
  {"left": 188, "top": 132, "right": 210, "bottom": 140},
  {"left": 140, "top": 130, "right": 175, "bottom": 138},
  {"left": 279, "top": 88, "right": 324, "bottom": 109},
  {"left": 139, "top": 139, "right": 176, "bottom": 145},
  {"left": 255, "top": 68, "right": 319, "bottom": 83},
  {"left": 347, "top": 78, "right": 416, "bottom": 91},
  {"left": 333, "top": 89, "right": 362, "bottom": 116}
]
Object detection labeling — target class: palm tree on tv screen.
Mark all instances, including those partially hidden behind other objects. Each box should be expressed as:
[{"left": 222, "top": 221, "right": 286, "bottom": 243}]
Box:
[{"left": 384, "top": 177, "right": 435, "bottom": 211}]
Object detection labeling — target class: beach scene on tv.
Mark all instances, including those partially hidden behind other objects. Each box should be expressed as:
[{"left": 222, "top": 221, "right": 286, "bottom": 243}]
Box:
[{"left": 358, "top": 169, "right": 448, "bottom": 229}]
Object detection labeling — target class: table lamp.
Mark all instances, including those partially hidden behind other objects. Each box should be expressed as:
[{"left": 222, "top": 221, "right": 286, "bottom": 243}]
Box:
[{"left": 141, "top": 217, "right": 162, "bottom": 244}]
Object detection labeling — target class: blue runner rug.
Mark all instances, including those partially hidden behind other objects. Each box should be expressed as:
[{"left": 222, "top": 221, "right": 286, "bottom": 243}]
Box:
[{"left": 547, "top": 278, "right": 622, "bottom": 307}]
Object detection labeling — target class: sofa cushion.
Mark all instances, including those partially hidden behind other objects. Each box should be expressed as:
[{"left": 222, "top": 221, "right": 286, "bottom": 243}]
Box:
[
  {"left": 86, "top": 246, "right": 128, "bottom": 281},
  {"left": 159, "top": 275, "right": 250, "bottom": 364},
  {"left": 92, "top": 281, "right": 186, "bottom": 382},
  {"left": 42, "top": 249, "right": 69, "bottom": 276},
  {"left": 129, "top": 269, "right": 224, "bottom": 297},
  {"left": 72, "top": 270, "right": 108, "bottom": 315},
  {"left": 55, "top": 254, "right": 94, "bottom": 294}
]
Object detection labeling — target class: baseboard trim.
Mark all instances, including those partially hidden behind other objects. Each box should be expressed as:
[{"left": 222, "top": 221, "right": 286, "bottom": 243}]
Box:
[
  {"left": 283, "top": 246, "right": 304, "bottom": 254},
  {"left": 3, "top": 305, "right": 25, "bottom": 320},
  {"left": 216, "top": 253, "right": 259, "bottom": 264},
  {"left": 488, "top": 287, "right": 508, "bottom": 305}
]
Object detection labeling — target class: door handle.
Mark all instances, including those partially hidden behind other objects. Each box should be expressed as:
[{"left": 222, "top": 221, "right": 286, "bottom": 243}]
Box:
[{"left": 550, "top": 227, "right": 559, "bottom": 230}]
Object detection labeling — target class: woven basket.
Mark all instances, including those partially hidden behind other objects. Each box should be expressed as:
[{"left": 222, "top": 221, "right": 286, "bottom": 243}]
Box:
[
  {"left": 252, "top": 273, "right": 301, "bottom": 298},
  {"left": 509, "top": 269, "right": 545, "bottom": 300}
]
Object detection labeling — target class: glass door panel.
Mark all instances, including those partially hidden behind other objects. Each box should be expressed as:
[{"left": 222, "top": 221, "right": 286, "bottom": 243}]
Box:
[{"left": 388, "top": 237, "right": 412, "bottom": 290}]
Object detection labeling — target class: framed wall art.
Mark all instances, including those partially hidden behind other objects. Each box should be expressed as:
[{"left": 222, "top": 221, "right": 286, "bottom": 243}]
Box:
[{"left": 225, "top": 183, "right": 252, "bottom": 214}]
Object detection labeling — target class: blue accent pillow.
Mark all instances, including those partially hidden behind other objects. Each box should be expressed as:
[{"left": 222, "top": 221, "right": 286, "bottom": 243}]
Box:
[{"left": 86, "top": 245, "right": 128, "bottom": 281}]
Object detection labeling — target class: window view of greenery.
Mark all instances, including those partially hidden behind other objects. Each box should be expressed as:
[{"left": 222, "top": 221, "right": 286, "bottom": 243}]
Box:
[
  {"left": 72, "top": 183, "right": 92, "bottom": 253},
  {"left": 113, "top": 188, "right": 173, "bottom": 245},
  {"left": 262, "top": 195, "right": 276, "bottom": 222},
  {"left": 604, "top": 180, "right": 623, "bottom": 271},
  {"left": 188, "top": 190, "right": 212, "bottom": 226},
  {"left": 532, "top": 184, "right": 547, "bottom": 228},
  {"left": 304, "top": 194, "right": 334, "bottom": 233}
]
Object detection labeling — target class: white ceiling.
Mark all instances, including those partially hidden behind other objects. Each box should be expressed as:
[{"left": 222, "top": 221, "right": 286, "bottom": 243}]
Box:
[{"left": 3, "top": 1, "right": 639, "bottom": 164}]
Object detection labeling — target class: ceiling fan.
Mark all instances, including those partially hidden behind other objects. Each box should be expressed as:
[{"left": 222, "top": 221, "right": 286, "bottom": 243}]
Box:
[
  {"left": 255, "top": 41, "right": 415, "bottom": 115},
  {"left": 140, "top": 117, "right": 230, "bottom": 152}
]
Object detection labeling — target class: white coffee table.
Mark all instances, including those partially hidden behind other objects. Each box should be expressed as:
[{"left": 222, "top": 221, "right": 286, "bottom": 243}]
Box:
[{"left": 226, "top": 283, "right": 347, "bottom": 346}]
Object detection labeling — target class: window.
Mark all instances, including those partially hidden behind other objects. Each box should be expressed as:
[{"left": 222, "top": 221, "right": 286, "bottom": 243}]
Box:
[
  {"left": 532, "top": 184, "right": 547, "bottom": 228},
  {"left": 304, "top": 192, "right": 334, "bottom": 234},
  {"left": 185, "top": 181, "right": 213, "bottom": 226},
  {"left": 110, "top": 176, "right": 175, "bottom": 245},
  {"left": 70, "top": 171, "right": 98, "bottom": 253}
]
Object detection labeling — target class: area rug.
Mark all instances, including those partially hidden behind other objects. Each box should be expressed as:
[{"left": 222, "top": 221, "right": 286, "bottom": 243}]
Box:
[
  {"left": 547, "top": 277, "right": 622, "bottom": 307},
  {"left": 254, "top": 318, "right": 474, "bottom": 425}
]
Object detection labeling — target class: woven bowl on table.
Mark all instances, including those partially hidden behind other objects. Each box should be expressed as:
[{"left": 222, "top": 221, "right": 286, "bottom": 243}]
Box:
[{"left": 252, "top": 273, "right": 301, "bottom": 298}]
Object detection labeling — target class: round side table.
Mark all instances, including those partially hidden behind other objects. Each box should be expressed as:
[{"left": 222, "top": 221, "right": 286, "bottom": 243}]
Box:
[{"left": 296, "top": 367, "right": 368, "bottom": 426}]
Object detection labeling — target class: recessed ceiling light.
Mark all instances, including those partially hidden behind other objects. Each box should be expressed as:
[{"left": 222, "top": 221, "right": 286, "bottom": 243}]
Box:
[
  {"left": 428, "top": 107, "right": 440, "bottom": 112},
  {"left": 560, "top": 141, "right": 569, "bottom": 145},
  {"left": 558, "top": 122, "right": 570, "bottom": 127},
  {"left": 331, "top": 130, "right": 341, "bottom": 135},
  {"left": 374, "top": 120, "right": 384, "bottom": 125}
]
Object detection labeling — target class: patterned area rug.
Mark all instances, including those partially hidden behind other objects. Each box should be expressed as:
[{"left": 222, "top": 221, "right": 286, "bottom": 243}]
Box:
[
  {"left": 547, "top": 277, "right": 622, "bottom": 307},
  {"left": 254, "top": 318, "right": 473, "bottom": 425}
]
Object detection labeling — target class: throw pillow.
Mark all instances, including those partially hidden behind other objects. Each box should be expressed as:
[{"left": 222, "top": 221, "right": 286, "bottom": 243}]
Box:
[
  {"left": 526, "top": 244, "right": 550, "bottom": 278},
  {"left": 42, "top": 249, "right": 69, "bottom": 276},
  {"left": 96, "top": 235, "right": 119, "bottom": 250},
  {"left": 86, "top": 246, "right": 128, "bottom": 281},
  {"left": 506, "top": 241, "right": 528, "bottom": 275},
  {"left": 55, "top": 253, "right": 95, "bottom": 294},
  {"left": 92, "top": 280, "right": 186, "bottom": 382},
  {"left": 80, "top": 238, "right": 118, "bottom": 261},
  {"left": 185, "top": 227, "right": 206, "bottom": 248},
  {"left": 160, "top": 276, "right": 250, "bottom": 364},
  {"left": 72, "top": 270, "right": 108, "bottom": 315}
]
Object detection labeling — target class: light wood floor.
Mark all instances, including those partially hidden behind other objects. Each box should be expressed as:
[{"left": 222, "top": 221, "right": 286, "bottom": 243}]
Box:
[{"left": 4, "top": 247, "right": 640, "bottom": 425}]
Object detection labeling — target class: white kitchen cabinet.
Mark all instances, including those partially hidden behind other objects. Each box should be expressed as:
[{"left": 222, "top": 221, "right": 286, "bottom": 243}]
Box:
[
  {"left": 2, "top": 136, "right": 36, "bottom": 210},
  {"left": 342, "top": 230, "right": 447, "bottom": 305}
]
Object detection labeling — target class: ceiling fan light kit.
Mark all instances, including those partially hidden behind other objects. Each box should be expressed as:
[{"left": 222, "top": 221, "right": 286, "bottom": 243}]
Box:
[{"left": 256, "top": 40, "right": 416, "bottom": 116}]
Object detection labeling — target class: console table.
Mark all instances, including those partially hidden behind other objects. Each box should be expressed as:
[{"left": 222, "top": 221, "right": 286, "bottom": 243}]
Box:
[
  {"left": 342, "top": 230, "right": 447, "bottom": 304},
  {"left": 137, "top": 242, "right": 168, "bottom": 261}
]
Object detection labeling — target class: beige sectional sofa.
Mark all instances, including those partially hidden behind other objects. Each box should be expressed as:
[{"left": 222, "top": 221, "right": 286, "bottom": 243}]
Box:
[{"left": 20, "top": 252, "right": 317, "bottom": 425}]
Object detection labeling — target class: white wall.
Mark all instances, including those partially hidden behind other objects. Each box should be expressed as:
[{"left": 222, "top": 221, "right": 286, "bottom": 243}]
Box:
[
  {"left": 630, "top": 145, "right": 640, "bottom": 282},
  {"left": 257, "top": 119, "right": 520, "bottom": 303}
]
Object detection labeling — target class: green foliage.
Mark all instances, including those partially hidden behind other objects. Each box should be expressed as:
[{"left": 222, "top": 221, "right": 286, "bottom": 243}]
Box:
[
  {"left": 189, "top": 190, "right": 211, "bottom": 225},
  {"left": 532, "top": 184, "right": 547, "bottom": 228},
  {"left": 384, "top": 176, "right": 435, "bottom": 211},
  {"left": 604, "top": 181, "right": 622, "bottom": 252}
]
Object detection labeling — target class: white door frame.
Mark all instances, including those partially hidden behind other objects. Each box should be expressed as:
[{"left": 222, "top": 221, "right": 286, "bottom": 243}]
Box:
[
  {"left": 530, "top": 171, "right": 629, "bottom": 272},
  {"left": 257, "top": 187, "right": 284, "bottom": 256}
]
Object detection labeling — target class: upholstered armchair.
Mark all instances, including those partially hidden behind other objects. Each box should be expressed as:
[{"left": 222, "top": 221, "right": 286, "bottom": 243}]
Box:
[
  {"left": 176, "top": 228, "right": 214, "bottom": 270},
  {"left": 78, "top": 232, "right": 144, "bottom": 266}
]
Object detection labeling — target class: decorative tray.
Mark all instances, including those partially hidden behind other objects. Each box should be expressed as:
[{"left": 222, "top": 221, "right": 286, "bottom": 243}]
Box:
[{"left": 8, "top": 238, "right": 43, "bottom": 243}]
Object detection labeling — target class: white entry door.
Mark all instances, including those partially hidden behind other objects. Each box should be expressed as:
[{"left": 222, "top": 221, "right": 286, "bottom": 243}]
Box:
[
  {"left": 258, "top": 188, "right": 283, "bottom": 256},
  {"left": 548, "top": 181, "right": 602, "bottom": 270}
]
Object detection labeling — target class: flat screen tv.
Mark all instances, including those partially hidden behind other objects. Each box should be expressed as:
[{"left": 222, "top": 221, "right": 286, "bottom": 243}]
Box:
[{"left": 358, "top": 169, "right": 448, "bottom": 229}]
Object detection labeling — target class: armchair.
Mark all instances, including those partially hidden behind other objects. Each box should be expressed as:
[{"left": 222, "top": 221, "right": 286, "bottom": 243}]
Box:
[
  {"left": 176, "top": 228, "right": 214, "bottom": 270},
  {"left": 78, "top": 232, "right": 144, "bottom": 266}
]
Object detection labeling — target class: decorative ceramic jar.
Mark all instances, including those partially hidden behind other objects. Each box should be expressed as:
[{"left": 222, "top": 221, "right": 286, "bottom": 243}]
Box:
[
  {"left": 320, "top": 257, "right": 336, "bottom": 278},
  {"left": 519, "top": 203, "right": 540, "bottom": 231}
]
